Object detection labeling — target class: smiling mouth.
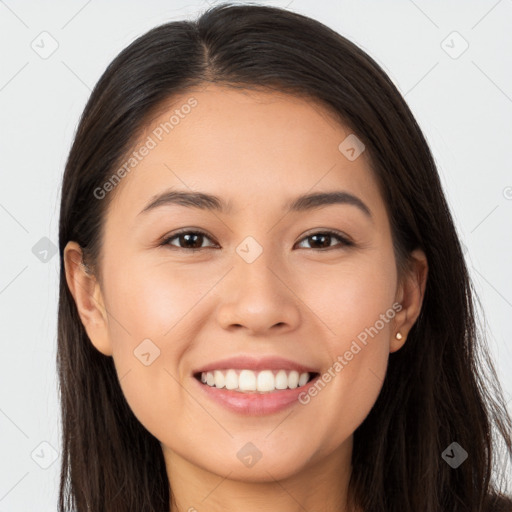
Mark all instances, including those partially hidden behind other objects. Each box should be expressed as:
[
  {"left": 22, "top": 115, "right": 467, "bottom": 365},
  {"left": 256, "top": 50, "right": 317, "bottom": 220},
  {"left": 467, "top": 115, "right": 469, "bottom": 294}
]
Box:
[{"left": 194, "top": 369, "right": 320, "bottom": 394}]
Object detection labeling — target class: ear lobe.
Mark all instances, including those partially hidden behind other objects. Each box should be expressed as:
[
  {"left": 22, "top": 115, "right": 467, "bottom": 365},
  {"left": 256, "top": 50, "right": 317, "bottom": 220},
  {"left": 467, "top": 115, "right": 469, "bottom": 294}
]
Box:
[
  {"left": 391, "top": 248, "right": 428, "bottom": 353},
  {"left": 63, "top": 241, "right": 113, "bottom": 356}
]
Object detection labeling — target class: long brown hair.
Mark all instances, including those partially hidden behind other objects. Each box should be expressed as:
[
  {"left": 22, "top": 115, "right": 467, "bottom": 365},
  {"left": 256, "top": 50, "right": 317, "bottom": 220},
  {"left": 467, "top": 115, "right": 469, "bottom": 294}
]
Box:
[{"left": 57, "top": 3, "right": 512, "bottom": 510}]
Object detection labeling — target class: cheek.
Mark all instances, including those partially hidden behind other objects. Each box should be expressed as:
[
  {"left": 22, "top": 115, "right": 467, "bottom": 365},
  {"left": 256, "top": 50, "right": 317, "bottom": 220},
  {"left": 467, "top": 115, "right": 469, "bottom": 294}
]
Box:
[
  {"left": 105, "top": 262, "right": 209, "bottom": 347},
  {"left": 102, "top": 262, "right": 221, "bottom": 432},
  {"left": 296, "top": 251, "right": 396, "bottom": 443},
  {"left": 331, "top": 251, "right": 397, "bottom": 378},
  {"left": 303, "top": 248, "right": 397, "bottom": 345}
]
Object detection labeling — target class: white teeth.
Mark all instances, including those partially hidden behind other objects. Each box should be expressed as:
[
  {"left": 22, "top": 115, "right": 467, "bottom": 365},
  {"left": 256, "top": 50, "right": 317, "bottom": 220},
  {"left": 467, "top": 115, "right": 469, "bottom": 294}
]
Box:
[
  {"left": 298, "top": 372, "right": 309, "bottom": 386},
  {"left": 213, "top": 370, "right": 225, "bottom": 389},
  {"left": 239, "top": 370, "right": 256, "bottom": 391},
  {"left": 275, "top": 370, "right": 288, "bottom": 389},
  {"left": 225, "top": 369, "right": 238, "bottom": 390},
  {"left": 288, "top": 370, "right": 299, "bottom": 389},
  {"left": 257, "top": 370, "right": 275, "bottom": 392},
  {"left": 199, "top": 369, "right": 312, "bottom": 393}
]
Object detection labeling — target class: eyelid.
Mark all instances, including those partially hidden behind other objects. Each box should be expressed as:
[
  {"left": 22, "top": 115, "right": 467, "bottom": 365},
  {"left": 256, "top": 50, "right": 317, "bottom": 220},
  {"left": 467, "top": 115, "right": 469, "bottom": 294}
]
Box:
[
  {"left": 295, "top": 229, "right": 353, "bottom": 249},
  {"left": 160, "top": 228, "right": 218, "bottom": 250},
  {"left": 160, "top": 227, "right": 354, "bottom": 252}
]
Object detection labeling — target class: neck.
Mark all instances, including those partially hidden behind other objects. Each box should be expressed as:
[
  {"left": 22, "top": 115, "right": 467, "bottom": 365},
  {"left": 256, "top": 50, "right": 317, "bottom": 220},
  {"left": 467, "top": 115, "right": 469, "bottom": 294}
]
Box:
[{"left": 165, "top": 436, "right": 356, "bottom": 512}]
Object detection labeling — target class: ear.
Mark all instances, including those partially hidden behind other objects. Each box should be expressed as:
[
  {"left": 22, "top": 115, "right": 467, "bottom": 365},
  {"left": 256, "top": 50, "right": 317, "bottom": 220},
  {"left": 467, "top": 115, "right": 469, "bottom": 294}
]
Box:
[
  {"left": 63, "top": 241, "right": 113, "bottom": 356},
  {"left": 391, "top": 248, "right": 428, "bottom": 353}
]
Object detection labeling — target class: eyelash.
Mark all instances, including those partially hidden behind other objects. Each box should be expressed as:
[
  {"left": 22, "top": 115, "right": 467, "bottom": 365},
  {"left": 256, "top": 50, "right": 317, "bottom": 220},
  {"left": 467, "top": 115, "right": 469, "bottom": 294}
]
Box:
[{"left": 159, "top": 229, "right": 354, "bottom": 252}]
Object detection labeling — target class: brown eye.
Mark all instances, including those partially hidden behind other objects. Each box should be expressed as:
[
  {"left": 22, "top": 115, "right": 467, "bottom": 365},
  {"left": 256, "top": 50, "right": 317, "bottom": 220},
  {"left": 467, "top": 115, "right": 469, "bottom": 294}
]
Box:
[
  {"left": 161, "top": 230, "right": 216, "bottom": 251},
  {"left": 295, "top": 230, "right": 353, "bottom": 250},
  {"left": 160, "top": 229, "right": 353, "bottom": 253}
]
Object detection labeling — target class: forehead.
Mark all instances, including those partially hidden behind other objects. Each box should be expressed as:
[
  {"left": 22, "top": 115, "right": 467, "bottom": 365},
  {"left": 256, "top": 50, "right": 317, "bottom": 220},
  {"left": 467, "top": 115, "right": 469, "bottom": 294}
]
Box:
[{"left": 105, "top": 84, "right": 384, "bottom": 223}]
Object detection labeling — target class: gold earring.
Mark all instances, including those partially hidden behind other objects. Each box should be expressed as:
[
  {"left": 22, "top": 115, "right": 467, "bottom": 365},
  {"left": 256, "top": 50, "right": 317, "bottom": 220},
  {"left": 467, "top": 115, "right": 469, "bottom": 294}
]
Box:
[{"left": 395, "top": 332, "right": 403, "bottom": 340}]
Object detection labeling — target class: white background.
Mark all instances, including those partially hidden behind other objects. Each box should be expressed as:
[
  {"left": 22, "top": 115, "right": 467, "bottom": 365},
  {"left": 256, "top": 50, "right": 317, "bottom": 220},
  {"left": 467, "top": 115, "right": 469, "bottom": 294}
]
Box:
[{"left": 1, "top": 0, "right": 511, "bottom": 509}]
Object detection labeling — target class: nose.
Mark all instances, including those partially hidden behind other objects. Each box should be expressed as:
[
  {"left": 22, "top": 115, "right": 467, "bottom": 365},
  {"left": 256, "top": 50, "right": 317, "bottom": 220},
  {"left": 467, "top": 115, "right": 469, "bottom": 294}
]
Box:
[{"left": 215, "top": 252, "right": 301, "bottom": 336}]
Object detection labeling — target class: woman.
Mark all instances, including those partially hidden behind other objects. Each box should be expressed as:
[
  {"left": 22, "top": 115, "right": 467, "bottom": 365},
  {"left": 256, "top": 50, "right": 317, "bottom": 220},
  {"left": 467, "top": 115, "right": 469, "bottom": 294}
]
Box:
[{"left": 57, "top": 3, "right": 512, "bottom": 511}]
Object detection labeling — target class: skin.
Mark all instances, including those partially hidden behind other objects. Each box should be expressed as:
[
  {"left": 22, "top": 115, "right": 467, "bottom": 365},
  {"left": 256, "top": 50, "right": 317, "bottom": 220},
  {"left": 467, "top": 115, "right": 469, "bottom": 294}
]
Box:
[{"left": 64, "top": 84, "right": 428, "bottom": 512}]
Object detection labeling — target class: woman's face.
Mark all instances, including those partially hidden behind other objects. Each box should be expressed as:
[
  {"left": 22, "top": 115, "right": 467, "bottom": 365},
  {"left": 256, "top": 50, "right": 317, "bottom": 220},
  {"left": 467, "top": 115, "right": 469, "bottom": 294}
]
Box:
[{"left": 65, "top": 84, "right": 426, "bottom": 484}]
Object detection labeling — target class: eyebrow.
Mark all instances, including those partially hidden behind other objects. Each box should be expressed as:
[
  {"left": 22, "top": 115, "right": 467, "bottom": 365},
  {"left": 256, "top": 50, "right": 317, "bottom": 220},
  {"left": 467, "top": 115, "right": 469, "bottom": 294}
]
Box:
[{"left": 138, "top": 189, "right": 372, "bottom": 219}]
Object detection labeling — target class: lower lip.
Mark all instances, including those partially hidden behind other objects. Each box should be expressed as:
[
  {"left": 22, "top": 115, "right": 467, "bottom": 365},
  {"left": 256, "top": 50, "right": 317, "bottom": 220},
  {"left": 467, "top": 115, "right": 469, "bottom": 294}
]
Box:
[{"left": 193, "top": 374, "right": 320, "bottom": 416}]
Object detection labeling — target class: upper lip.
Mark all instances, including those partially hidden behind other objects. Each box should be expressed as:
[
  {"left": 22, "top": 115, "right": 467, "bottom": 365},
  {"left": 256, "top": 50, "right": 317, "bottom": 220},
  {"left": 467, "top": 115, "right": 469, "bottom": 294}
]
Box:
[{"left": 193, "top": 355, "right": 319, "bottom": 375}]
